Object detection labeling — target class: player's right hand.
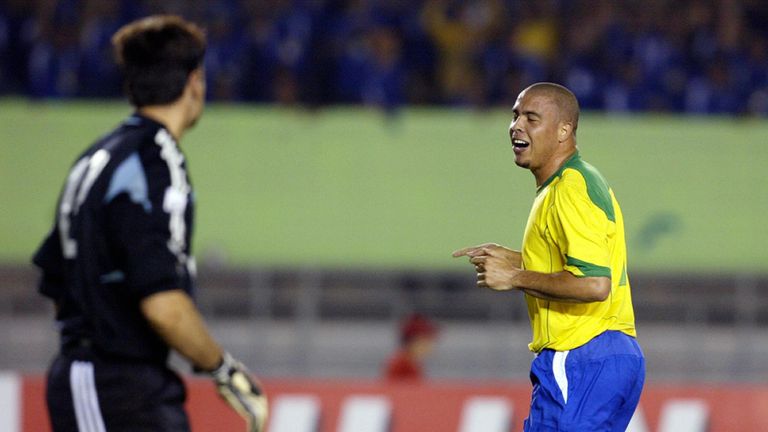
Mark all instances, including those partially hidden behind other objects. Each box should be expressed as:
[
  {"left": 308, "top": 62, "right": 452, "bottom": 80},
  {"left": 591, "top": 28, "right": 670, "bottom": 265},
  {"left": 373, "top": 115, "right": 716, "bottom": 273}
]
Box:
[
  {"left": 452, "top": 243, "right": 522, "bottom": 268},
  {"left": 210, "top": 352, "right": 268, "bottom": 432}
]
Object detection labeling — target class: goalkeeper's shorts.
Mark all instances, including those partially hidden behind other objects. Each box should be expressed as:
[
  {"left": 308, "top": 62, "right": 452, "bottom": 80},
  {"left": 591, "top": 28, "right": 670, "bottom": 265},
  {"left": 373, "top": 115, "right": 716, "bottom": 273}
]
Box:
[
  {"left": 523, "top": 330, "right": 645, "bottom": 432},
  {"left": 46, "top": 342, "right": 190, "bottom": 432}
]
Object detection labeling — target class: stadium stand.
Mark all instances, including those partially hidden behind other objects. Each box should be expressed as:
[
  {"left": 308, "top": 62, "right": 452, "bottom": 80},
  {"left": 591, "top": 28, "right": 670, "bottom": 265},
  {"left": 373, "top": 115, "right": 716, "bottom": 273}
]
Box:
[{"left": 2, "top": 0, "right": 768, "bottom": 114}]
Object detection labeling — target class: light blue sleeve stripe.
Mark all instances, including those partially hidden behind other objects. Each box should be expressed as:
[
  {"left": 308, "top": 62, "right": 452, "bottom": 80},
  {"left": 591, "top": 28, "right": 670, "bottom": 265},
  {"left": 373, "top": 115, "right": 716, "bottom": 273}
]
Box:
[{"left": 104, "top": 152, "right": 152, "bottom": 212}]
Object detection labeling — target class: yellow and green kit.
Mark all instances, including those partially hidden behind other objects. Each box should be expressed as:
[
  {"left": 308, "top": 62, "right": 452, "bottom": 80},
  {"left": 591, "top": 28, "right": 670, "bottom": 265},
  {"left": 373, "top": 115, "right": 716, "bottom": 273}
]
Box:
[{"left": 521, "top": 151, "right": 637, "bottom": 353}]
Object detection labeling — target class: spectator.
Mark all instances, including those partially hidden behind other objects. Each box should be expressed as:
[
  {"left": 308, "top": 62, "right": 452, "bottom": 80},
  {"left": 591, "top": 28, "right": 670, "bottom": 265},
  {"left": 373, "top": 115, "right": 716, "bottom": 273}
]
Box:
[
  {"left": 78, "top": 0, "right": 124, "bottom": 97},
  {"left": 383, "top": 313, "right": 439, "bottom": 382},
  {"left": 335, "top": 25, "right": 405, "bottom": 111},
  {"left": 3, "top": 0, "right": 768, "bottom": 115},
  {"left": 203, "top": 2, "right": 247, "bottom": 101},
  {"left": 27, "top": 1, "right": 81, "bottom": 98}
]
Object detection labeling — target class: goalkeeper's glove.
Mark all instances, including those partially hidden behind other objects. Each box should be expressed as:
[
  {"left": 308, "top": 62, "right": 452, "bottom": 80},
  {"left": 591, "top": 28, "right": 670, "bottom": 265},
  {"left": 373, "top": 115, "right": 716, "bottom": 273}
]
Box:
[{"left": 209, "top": 352, "right": 269, "bottom": 432}]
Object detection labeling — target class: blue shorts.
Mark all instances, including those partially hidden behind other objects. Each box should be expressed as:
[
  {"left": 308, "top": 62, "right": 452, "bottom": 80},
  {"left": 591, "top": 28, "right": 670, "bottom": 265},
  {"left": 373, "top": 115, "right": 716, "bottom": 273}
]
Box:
[{"left": 523, "top": 331, "right": 645, "bottom": 432}]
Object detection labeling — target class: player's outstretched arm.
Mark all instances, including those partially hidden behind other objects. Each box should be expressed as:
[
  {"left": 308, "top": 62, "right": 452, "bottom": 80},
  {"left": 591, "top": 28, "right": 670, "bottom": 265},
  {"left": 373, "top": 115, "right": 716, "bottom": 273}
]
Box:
[
  {"left": 452, "top": 243, "right": 522, "bottom": 268},
  {"left": 140, "top": 290, "right": 269, "bottom": 431}
]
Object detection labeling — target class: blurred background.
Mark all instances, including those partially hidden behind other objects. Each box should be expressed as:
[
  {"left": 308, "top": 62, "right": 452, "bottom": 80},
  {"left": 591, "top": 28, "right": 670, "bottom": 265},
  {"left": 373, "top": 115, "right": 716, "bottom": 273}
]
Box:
[
  {"left": 3, "top": 0, "right": 768, "bottom": 113},
  {"left": 1, "top": 0, "right": 768, "bottom": 430}
]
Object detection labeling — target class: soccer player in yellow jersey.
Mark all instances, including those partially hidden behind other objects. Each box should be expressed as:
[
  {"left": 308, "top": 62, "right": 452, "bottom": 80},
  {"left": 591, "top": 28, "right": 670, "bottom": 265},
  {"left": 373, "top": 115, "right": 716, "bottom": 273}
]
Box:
[{"left": 453, "top": 82, "right": 644, "bottom": 431}]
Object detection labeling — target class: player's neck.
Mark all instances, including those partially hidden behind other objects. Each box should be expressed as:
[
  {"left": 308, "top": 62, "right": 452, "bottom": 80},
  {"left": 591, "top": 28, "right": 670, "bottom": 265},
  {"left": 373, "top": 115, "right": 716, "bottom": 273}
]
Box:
[
  {"left": 138, "top": 104, "right": 187, "bottom": 141},
  {"left": 533, "top": 147, "right": 578, "bottom": 187}
]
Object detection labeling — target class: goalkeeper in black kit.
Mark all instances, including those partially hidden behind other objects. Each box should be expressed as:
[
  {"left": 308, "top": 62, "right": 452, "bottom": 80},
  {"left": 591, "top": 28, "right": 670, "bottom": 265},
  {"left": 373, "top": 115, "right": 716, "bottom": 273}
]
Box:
[{"left": 32, "top": 15, "right": 267, "bottom": 432}]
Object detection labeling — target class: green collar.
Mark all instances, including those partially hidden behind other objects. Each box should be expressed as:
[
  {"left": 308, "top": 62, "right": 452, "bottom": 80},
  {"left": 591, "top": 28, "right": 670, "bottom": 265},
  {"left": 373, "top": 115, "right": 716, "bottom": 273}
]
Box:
[{"left": 536, "top": 150, "right": 581, "bottom": 195}]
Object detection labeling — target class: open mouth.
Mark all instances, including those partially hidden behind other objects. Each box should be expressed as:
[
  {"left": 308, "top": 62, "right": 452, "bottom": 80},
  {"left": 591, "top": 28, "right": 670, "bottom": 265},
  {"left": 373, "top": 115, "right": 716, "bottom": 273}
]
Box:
[{"left": 512, "top": 138, "right": 530, "bottom": 149}]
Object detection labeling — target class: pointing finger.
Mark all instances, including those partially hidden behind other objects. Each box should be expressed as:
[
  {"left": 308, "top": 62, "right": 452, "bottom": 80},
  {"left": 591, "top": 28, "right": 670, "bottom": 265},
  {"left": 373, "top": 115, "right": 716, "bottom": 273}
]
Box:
[
  {"left": 452, "top": 243, "right": 500, "bottom": 258},
  {"left": 452, "top": 246, "right": 480, "bottom": 258}
]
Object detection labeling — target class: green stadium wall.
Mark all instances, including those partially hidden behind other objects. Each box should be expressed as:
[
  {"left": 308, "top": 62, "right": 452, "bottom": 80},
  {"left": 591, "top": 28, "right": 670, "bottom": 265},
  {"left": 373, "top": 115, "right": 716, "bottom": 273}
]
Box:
[{"left": 2, "top": 99, "right": 766, "bottom": 273}]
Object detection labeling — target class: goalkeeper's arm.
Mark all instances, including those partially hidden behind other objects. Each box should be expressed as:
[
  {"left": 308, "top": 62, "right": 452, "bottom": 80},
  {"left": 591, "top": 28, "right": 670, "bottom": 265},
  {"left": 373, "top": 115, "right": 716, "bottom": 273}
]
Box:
[{"left": 140, "top": 289, "right": 268, "bottom": 431}]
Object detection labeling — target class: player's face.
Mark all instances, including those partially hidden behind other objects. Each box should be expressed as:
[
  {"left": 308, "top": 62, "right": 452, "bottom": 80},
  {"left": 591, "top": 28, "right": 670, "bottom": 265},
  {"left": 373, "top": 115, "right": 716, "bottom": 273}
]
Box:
[{"left": 508, "top": 91, "right": 561, "bottom": 172}]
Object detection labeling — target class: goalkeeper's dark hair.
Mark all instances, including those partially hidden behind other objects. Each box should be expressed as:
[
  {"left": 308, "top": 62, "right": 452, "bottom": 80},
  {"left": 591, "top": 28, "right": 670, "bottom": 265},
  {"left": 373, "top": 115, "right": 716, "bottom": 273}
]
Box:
[{"left": 112, "top": 15, "right": 206, "bottom": 108}]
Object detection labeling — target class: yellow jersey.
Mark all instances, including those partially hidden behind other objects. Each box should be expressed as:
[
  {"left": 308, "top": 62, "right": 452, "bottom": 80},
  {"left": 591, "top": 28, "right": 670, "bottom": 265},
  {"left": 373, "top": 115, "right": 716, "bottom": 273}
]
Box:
[{"left": 521, "top": 151, "right": 637, "bottom": 353}]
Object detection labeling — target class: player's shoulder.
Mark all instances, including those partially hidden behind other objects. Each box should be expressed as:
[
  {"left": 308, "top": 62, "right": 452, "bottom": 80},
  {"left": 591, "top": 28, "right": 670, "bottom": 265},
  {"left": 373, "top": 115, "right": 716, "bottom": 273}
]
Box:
[
  {"left": 83, "top": 114, "right": 162, "bottom": 161},
  {"left": 109, "top": 114, "right": 180, "bottom": 168},
  {"left": 556, "top": 154, "right": 615, "bottom": 221},
  {"left": 559, "top": 153, "right": 605, "bottom": 186},
  {"left": 558, "top": 154, "right": 607, "bottom": 192},
  {"left": 115, "top": 114, "right": 167, "bottom": 151},
  {"left": 100, "top": 117, "right": 181, "bottom": 206},
  {"left": 90, "top": 114, "right": 176, "bottom": 186}
]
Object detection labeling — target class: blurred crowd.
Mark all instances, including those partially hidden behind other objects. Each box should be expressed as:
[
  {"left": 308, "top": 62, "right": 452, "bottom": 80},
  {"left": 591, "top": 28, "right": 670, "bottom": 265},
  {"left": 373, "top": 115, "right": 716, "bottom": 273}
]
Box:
[{"left": 2, "top": 0, "right": 768, "bottom": 114}]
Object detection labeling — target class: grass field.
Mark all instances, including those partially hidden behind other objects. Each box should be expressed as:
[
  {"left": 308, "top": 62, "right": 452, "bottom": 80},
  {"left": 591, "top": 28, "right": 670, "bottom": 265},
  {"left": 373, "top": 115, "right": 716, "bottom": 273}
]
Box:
[{"left": 2, "top": 99, "right": 767, "bottom": 273}]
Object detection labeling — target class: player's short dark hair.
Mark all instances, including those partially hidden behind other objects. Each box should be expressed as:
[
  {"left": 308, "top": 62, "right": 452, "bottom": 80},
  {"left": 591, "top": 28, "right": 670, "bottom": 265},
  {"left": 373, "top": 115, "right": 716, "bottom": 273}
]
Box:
[
  {"left": 112, "top": 15, "right": 206, "bottom": 108},
  {"left": 525, "top": 82, "right": 580, "bottom": 135}
]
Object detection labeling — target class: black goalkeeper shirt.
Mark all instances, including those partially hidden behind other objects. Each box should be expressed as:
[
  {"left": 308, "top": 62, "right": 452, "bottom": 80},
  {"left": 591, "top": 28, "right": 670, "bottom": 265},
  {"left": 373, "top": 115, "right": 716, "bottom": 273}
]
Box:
[{"left": 33, "top": 113, "right": 196, "bottom": 363}]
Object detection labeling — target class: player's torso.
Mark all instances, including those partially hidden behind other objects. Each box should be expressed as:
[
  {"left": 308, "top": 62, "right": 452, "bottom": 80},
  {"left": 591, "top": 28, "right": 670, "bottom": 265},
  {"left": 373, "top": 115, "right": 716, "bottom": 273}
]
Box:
[
  {"left": 64, "top": 117, "right": 195, "bottom": 273},
  {"left": 521, "top": 189, "right": 560, "bottom": 274},
  {"left": 56, "top": 115, "right": 196, "bottom": 360},
  {"left": 520, "top": 156, "right": 636, "bottom": 352}
]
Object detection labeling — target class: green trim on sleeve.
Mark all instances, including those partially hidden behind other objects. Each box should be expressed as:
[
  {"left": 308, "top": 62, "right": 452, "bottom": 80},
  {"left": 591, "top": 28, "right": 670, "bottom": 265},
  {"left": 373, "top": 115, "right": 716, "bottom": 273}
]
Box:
[{"left": 566, "top": 255, "right": 612, "bottom": 278}]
